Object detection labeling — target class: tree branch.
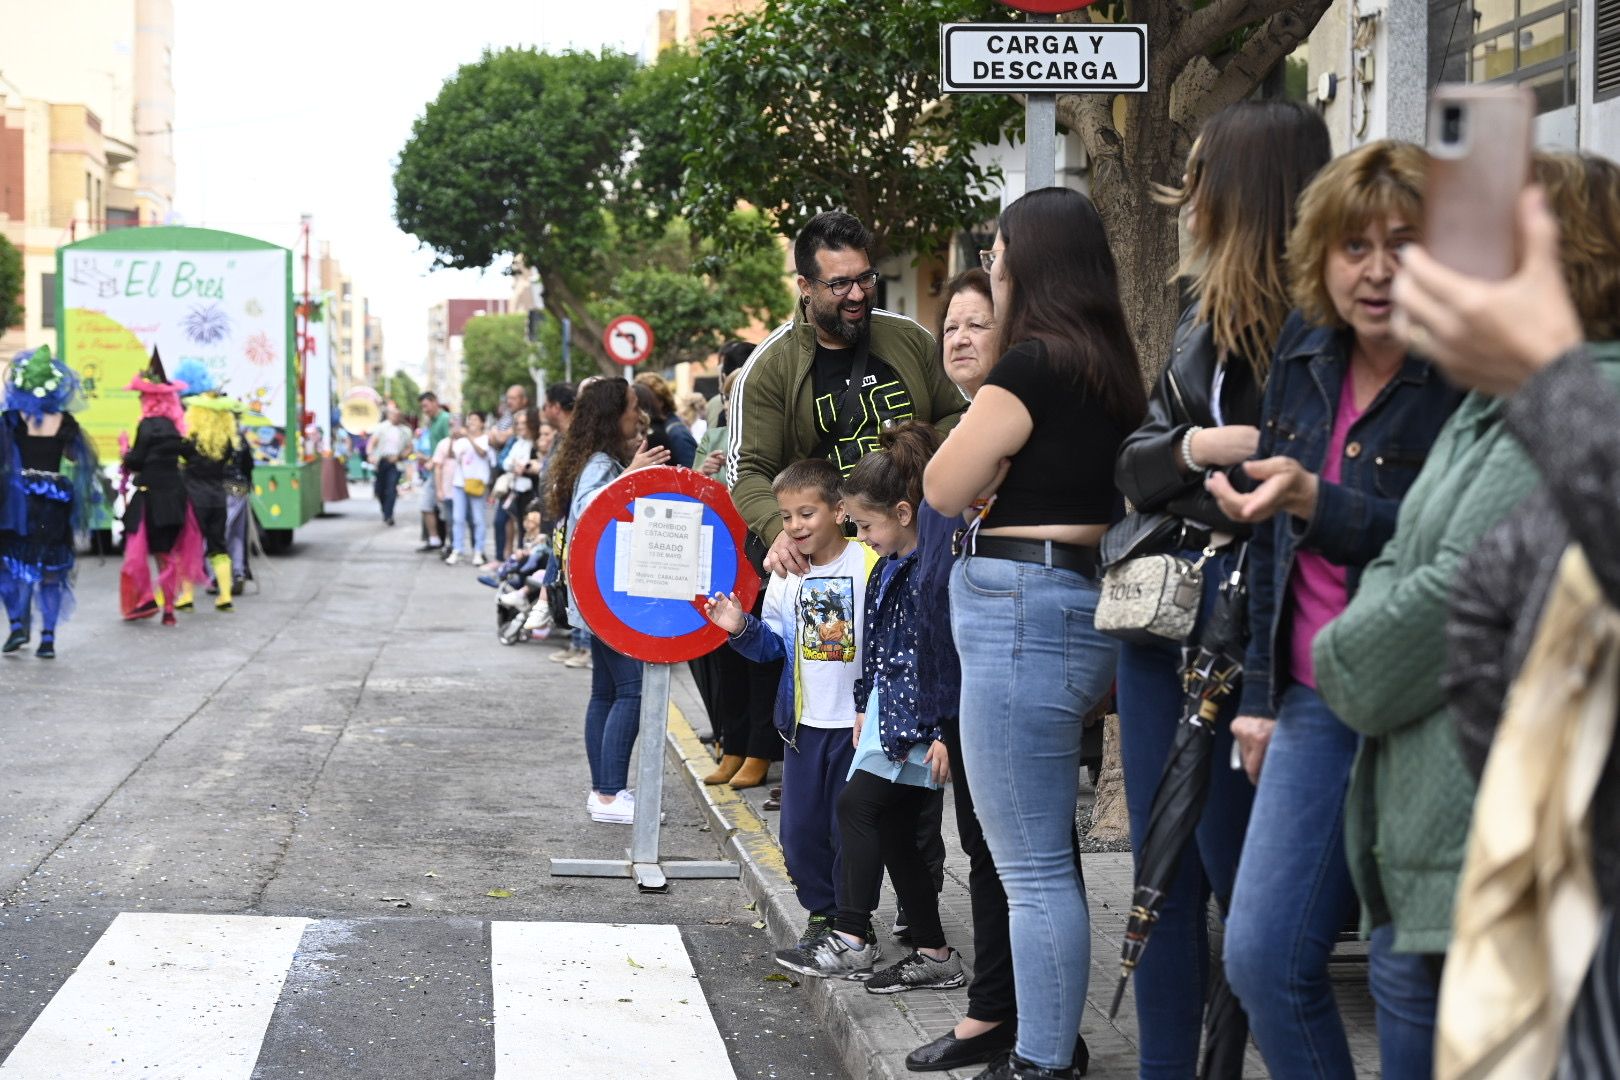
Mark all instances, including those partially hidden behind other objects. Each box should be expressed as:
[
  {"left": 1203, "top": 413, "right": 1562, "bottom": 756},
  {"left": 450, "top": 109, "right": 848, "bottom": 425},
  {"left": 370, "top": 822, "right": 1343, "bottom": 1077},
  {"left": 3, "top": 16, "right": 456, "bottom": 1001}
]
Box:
[
  {"left": 1192, "top": 0, "right": 1335, "bottom": 123},
  {"left": 1057, "top": 92, "right": 1124, "bottom": 190},
  {"left": 1161, "top": 0, "right": 1310, "bottom": 78}
]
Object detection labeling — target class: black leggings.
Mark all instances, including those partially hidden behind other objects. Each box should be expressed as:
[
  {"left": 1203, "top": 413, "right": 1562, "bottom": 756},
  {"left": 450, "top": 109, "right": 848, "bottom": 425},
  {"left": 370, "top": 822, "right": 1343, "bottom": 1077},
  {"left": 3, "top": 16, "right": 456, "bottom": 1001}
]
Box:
[{"left": 836, "top": 769, "right": 946, "bottom": 949}]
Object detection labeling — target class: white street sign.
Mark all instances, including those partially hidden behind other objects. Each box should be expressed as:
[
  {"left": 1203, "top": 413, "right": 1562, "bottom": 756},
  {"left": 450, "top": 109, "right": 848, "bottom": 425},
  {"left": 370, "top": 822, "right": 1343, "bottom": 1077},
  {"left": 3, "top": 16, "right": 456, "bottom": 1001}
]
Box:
[{"left": 940, "top": 23, "right": 1148, "bottom": 94}]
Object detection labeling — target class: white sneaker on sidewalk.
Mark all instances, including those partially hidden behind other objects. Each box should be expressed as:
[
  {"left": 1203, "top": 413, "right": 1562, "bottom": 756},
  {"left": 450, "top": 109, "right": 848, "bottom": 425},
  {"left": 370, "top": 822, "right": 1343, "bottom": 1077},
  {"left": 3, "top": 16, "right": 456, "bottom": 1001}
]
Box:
[
  {"left": 548, "top": 645, "right": 576, "bottom": 664},
  {"left": 564, "top": 648, "right": 592, "bottom": 669},
  {"left": 589, "top": 790, "right": 635, "bottom": 824}
]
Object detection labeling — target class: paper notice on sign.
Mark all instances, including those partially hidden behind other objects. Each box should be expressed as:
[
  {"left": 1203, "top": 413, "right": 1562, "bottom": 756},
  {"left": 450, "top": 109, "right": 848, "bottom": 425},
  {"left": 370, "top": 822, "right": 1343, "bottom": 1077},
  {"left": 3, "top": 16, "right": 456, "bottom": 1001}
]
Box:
[
  {"left": 615, "top": 518, "right": 712, "bottom": 595},
  {"left": 618, "top": 498, "right": 706, "bottom": 599}
]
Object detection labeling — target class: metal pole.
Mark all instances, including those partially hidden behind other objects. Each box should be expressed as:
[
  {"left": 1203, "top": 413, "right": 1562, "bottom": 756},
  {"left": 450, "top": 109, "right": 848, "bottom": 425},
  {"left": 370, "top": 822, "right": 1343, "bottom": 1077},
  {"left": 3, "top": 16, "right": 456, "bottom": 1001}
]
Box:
[
  {"left": 1025, "top": 13, "right": 1057, "bottom": 192},
  {"left": 562, "top": 317, "right": 572, "bottom": 384},
  {"left": 629, "top": 662, "right": 672, "bottom": 888}
]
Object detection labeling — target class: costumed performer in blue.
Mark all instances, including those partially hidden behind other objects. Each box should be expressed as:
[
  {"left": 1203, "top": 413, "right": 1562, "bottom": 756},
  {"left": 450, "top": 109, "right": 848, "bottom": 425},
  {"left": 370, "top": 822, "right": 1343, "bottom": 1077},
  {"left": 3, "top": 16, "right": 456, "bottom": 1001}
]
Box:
[
  {"left": 120, "top": 349, "right": 207, "bottom": 625},
  {"left": 173, "top": 358, "right": 245, "bottom": 612},
  {"left": 0, "top": 346, "right": 102, "bottom": 658}
]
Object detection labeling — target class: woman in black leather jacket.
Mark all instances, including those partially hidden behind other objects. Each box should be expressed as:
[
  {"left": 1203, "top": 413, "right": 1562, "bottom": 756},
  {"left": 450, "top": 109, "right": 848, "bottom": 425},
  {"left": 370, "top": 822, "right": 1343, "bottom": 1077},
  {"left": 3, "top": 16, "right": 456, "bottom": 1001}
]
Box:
[{"left": 1110, "top": 100, "right": 1331, "bottom": 1078}]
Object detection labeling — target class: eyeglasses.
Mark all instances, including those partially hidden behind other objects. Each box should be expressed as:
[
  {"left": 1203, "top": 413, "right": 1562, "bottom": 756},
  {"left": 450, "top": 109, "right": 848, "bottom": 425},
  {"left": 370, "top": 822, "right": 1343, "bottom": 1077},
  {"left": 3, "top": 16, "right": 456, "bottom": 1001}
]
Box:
[
  {"left": 979, "top": 249, "right": 1000, "bottom": 273},
  {"left": 807, "top": 270, "right": 881, "bottom": 297}
]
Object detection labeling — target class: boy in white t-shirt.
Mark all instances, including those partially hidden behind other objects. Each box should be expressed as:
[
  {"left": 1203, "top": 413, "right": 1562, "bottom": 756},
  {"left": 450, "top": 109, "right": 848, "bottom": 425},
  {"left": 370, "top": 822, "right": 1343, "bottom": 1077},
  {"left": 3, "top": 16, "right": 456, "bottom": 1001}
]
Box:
[{"left": 706, "top": 458, "right": 878, "bottom": 951}]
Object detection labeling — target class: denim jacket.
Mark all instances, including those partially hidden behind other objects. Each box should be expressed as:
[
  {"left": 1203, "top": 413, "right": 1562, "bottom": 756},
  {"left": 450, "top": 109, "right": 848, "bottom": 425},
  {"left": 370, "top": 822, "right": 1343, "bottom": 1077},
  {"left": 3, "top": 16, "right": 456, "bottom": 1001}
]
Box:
[
  {"left": 852, "top": 550, "right": 936, "bottom": 761},
  {"left": 1237, "top": 313, "right": 1464, "bottom": 718}
]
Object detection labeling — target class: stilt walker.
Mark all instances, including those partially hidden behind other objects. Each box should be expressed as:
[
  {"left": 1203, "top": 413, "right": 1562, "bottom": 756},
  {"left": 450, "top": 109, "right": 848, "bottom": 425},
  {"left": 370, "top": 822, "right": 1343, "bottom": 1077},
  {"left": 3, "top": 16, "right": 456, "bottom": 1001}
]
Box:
[
  {"left": 120, "top": 350, "right": 206, "bottom": 625},
  {"left": 174, "top": 359, "right": 243, "bottom": 612},
  {"left": 0, "top": 347, "right": 101, "bottom": 658}
]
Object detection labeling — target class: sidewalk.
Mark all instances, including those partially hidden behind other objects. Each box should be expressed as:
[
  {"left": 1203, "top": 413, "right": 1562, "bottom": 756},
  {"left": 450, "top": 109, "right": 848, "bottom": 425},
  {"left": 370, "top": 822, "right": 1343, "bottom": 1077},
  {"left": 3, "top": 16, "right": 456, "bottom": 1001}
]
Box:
[{"left": 664, "top": 669, "right": 1383, "bottom": 1080}]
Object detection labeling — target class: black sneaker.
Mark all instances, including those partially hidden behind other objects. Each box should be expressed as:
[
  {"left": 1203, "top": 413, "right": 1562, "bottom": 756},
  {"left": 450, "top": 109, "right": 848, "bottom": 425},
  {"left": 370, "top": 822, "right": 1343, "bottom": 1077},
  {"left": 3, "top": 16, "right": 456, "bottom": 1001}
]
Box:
[
  {"left": 971, "top": 1048, "right": 1085, "bottom": 1080},
  {"left": 865, "top": 948, "right": 966, "bottom": 995},
  {"left": 798, "top": 913, "right": 836, "bottom": 948},
  {"left": 2, "top": 627, "right": 27, "bottom": 653},
  {"left": 774, "top": 933, "right": 880, "bottom": 980},
  {"left": 34, "top": 636, "right": 54, "bottom": 659}
]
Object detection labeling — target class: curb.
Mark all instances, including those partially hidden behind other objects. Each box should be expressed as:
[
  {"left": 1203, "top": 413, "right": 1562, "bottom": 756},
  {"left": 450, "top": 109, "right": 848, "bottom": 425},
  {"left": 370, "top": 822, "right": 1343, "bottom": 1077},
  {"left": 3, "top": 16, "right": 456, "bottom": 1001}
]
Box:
[{"left": 664, "top": 703, "right": 933, "bottom": 1080}]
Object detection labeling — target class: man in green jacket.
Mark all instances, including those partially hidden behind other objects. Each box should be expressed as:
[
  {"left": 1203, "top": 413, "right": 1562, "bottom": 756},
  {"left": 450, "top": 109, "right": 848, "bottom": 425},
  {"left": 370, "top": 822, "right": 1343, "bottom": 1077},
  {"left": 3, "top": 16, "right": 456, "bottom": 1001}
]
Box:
[{"left": 725, "top": 211, "right": 966, "bottom": 576}]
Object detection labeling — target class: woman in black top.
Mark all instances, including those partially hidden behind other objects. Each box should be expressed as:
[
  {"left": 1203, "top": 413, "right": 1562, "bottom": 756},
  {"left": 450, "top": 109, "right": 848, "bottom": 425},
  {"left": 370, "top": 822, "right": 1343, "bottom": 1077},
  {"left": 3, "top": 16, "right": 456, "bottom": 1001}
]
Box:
[
  {"left": 925, "top": 187, "right": 1145, "bottom": 1080},
  {"left": 0, "top": 347, "right": 101, "bottom": 658},
  {"left": 1110, "top": 101, "right": 1331, "bottom": 1077}
]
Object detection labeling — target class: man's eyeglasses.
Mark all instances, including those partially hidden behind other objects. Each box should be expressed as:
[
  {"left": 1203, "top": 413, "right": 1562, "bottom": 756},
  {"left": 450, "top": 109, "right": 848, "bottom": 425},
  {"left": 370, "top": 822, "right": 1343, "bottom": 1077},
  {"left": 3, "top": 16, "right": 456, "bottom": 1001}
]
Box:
[
  {"left": 807, "top": 270, "right": 881, "bottom": 297},
  {"left": 979, "top": 249, "right": 999, "bottom": 273}
]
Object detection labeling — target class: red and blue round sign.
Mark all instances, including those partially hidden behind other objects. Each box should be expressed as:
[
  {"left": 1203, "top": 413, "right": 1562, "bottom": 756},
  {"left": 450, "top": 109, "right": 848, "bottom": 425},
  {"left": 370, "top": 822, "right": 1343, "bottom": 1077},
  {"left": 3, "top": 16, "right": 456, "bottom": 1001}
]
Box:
[{"left": 566, "top": 466, "right": 760, "bottom": 664}]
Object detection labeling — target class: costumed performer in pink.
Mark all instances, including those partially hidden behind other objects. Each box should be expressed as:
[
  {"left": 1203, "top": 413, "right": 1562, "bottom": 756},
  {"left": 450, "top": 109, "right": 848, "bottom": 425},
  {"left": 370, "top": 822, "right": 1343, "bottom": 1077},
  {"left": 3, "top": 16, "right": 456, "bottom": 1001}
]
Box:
[
  {"left": 0, "top": 346, "right": 102, "bottom": 658},
  {"left": 120, "top": 349, "right": 207, "bottom": 625}
]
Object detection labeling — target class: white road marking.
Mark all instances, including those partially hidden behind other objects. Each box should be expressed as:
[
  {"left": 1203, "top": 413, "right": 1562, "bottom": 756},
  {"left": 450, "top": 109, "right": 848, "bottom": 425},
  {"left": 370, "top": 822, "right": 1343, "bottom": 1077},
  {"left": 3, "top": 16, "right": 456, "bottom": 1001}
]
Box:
[
  {"left": 0, "top": 912, "right": 309, "bottom": 1080},
  {"left": 490, "top": 920, "right": 736, "bottom": 1078}
]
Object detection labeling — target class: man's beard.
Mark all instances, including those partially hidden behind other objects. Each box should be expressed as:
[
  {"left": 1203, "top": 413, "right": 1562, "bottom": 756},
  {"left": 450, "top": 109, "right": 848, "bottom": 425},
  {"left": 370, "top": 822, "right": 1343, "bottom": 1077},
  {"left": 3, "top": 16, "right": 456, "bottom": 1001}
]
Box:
[{"left": 810, "top": 294, "right": 871, "bottom": 347}]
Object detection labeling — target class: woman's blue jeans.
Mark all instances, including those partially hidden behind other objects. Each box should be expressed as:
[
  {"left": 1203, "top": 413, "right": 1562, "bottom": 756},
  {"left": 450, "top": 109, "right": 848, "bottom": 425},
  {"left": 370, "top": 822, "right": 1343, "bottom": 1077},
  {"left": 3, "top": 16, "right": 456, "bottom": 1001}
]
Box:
[
  {"left": 1224, "top": 682, "right": 1361, "bottom": 1078},
  {"left": 1114, "top": 549, "right": 1253, "bottom": 1079},
  {"left": 585, "top": 636, "right": 642, "bottom": 794},
  {"left": 951, "top": 554, "right": 1118, "bottom": 1071},
  {"left": 1367, "top": 925, "right": 1440, "bottom": 1080},
  {"left": 453, "top": 488, "right": 487, "bottom": 557}
]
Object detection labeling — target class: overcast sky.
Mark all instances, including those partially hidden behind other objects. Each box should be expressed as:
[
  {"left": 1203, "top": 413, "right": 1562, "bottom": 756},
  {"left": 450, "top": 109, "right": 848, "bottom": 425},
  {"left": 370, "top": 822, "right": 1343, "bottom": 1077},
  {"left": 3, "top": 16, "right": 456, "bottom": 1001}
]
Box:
[{"left": 172, "top": 0, "right": 667, "bottom": 380}]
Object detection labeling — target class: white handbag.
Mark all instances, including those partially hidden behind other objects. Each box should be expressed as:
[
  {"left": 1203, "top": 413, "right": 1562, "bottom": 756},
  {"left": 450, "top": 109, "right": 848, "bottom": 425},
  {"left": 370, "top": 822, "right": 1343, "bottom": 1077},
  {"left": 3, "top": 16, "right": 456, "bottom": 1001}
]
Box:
[{"left": 1095, "top": 549, "right": 1210, "bottom": 645}]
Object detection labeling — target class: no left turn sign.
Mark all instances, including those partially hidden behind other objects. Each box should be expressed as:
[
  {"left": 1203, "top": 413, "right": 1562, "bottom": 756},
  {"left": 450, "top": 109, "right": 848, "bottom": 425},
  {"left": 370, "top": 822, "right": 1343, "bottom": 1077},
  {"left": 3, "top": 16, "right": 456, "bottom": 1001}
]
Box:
[{"left": 603, "top": 314, "right": 654, "bottom": 367}]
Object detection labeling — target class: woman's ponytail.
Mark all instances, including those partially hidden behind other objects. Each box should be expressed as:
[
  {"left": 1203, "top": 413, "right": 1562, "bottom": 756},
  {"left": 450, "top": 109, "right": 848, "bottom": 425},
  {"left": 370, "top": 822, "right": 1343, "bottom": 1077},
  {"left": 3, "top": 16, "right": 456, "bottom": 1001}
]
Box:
[{"left": 841, "top": 419, "right": 943, "bottom": 514}]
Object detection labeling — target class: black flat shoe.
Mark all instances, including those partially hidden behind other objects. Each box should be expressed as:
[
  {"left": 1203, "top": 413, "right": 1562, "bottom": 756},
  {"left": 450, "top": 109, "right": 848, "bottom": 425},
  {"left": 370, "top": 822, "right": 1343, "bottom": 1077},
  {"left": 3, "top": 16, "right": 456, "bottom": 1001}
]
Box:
[
  {"left": 3, "top": 628, "right": 28, "bottom": 654},
  {"left": 906, "top": 1024, "right": 1017, "bottom": 1072},
  {"left": 35, "top": 639, "right": 54, "bottom": 659}
]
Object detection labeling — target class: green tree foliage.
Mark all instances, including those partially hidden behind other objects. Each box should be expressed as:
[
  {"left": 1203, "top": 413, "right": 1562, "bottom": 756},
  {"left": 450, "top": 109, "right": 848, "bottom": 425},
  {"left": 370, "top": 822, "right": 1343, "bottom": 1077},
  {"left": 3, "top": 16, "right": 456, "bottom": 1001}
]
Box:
[
  {"left": 381, "top": 369, "right": 421, "bottom": 412},
  {"left": 461, "top": 314, "right": 547, "bottom": 413},
  {"left": 683, "top": 0, "right": 1022, "bottom": 262},
  {"left": 394, "top": 46, "right": 784, "bottom": 376},
  {"left": 0, "top": 234, "right": 23, "bottom": 332}
]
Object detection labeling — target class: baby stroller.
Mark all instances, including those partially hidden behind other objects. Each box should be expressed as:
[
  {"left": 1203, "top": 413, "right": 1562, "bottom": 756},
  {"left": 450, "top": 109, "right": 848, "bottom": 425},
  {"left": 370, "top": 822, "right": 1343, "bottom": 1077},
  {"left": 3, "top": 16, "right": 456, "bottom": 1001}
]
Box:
[{"left": 484, "top": 547, "right": 552, "bottom": 646}]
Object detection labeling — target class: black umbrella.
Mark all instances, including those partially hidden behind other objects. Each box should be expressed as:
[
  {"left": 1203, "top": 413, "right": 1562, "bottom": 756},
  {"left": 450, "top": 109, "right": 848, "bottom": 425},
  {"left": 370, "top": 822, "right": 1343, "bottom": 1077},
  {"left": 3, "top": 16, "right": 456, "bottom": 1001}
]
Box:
[{"left": 1108, "top": 547, "right": 1251, "bottom": 1023}]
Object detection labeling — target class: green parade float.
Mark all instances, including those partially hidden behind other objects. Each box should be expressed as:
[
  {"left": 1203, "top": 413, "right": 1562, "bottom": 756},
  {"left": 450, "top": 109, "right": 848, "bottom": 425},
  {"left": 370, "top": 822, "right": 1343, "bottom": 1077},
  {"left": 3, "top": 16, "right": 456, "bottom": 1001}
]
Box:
[{"left": 55, "top": 226, "right": 322, "bottom": 551}]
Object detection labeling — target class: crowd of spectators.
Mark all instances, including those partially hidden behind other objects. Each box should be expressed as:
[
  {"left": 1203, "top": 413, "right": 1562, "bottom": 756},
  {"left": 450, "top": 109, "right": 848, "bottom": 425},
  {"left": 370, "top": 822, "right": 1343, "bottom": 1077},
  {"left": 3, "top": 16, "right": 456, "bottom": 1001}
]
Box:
[{"left": 364, "top": 107, "right": 1620, "bottom": 1079}]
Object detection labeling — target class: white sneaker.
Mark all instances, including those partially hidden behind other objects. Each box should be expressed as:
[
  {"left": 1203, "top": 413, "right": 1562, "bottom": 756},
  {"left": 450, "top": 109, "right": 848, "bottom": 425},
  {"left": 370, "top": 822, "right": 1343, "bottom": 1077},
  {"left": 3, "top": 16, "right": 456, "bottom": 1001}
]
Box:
[
  {"left": 523, "top": 604, "right": 553, "bottom": 633},
  {"left": 497, "top": 588, "right": 530, "bottom": 611},
  {"left": 548, "top": 646, "right": 576, "bottom": 664},
  {"left": 444, "top": 551, "right": 460, "bottom": 566},
  {"left": 564, "top": 649, "right": 593, "bottom": 669},
  {"left": 589, "top": 791, "right": 635, "bottom": 824}
]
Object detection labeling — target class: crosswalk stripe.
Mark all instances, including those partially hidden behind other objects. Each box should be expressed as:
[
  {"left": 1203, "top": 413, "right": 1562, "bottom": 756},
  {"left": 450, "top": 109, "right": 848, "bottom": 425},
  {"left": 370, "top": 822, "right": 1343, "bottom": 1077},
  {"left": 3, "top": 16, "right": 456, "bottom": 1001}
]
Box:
[
  {"left": 0, "top": 912, "right": 309, "bottom": 1080},
  {"left": 490, "top": 921, "right": 735, "bottom": 1078}
]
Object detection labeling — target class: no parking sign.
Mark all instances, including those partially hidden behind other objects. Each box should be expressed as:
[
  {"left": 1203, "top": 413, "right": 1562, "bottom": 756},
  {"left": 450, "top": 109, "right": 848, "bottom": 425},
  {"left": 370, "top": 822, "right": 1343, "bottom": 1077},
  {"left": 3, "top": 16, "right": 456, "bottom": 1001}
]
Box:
[{"left": 566, "top": 466, "right": 760, "bottom": 663}]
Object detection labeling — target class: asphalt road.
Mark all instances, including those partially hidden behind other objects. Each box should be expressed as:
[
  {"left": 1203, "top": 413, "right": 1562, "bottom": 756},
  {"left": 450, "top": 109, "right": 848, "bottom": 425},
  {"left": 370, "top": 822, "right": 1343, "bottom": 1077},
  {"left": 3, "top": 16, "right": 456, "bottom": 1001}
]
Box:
[{"left": 0, "top": 493, "right": 845, "bottom": 1080}]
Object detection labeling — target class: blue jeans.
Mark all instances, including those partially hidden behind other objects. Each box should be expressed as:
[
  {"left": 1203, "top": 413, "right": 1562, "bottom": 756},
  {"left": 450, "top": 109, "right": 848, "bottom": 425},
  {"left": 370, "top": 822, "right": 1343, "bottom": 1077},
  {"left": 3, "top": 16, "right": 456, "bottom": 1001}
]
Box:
[
  {"left": 1224, "top": 682, "right": 1361, "bottom": 1078},
  {"left": 951, "top": 554, "right": 1118, "bottom": 1070},
  {"left": 493, "top": 501, "right": 511, "bottom": 561},
  {"left": 453, "top": 487, "right": 487, "bottom": 557},
  {"left": 1114, "top": 550, "right": 1253, "bottom": 1079},
  {"left": 584, "top": 636, "right": 642, "bottom": 794},
  {"left": 1368, "top": 924, "right": 1440, "bottom": 1080}
]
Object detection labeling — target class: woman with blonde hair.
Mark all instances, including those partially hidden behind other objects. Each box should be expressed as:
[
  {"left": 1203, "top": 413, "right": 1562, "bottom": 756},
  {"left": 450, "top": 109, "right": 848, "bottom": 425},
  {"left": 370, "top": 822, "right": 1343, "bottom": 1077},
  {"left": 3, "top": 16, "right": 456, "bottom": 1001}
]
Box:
[
  {"left": 1111, "top": 100, "right": 1330, "bottom": 1077},
  {"left": 1208, "top": 140, "right": 1465, "bottom": 1077}
]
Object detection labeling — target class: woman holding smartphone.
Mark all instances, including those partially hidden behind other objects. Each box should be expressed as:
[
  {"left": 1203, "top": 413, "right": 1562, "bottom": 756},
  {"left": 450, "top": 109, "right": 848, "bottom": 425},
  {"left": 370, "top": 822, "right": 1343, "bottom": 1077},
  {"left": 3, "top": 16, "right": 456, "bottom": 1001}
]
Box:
[{"left": 1111, "top": 100, "right": 1330, "bottom": 1078}]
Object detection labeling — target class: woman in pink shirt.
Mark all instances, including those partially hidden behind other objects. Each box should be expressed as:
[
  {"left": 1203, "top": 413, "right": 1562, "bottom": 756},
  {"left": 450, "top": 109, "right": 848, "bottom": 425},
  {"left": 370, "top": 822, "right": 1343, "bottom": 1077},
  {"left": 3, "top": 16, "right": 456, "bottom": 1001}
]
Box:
[{"left": 1204, "top": 143, "right": 1463, "bottom": 1078}]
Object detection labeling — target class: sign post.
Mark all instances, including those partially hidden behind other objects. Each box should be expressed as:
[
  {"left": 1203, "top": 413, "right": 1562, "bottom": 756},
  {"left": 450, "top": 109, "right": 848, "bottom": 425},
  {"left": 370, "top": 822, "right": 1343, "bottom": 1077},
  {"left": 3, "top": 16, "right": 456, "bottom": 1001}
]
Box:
[
  {"left": 550, "top": 467, "right": 761, "bottom": 891},
  {"left": 949, "top": 1, "right": 1147, "bottom": 194}
]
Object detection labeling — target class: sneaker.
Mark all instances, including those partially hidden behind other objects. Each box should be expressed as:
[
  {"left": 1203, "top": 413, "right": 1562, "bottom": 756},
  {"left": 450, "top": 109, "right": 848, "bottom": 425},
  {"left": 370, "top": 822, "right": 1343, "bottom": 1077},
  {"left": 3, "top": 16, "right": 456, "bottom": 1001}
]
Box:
[
  {"left": 798, "top": 913, "right": 836, "bottom": 948},
  {"left": 522, "top": 604, "right": 553, "bottom": 633},
  {"left": 547, "top": 646, "right": 575, "bottom": 664},
  {"left": 864, "top": 948, "right": 966, "bottom": 995},
  {"left": 564, "top": 649, "right": 592, "bottom": 669},
  {"left": 444, "top": 551, "right": 460, "bottom": 566},
  {"left": 416, "top": 541, "right": 441, "bottom": 553},
  {"left": 34, "top": 636, "right": 55, "bottom": 659},
  {"left": 497, "top": 589, "right": 531, "bottom": 611},
  {"left": 774, "top": 933, "right": 880, "bottom": 980},
  {"left": 589, "top": 790, "right": 635, "bottom": 824}
]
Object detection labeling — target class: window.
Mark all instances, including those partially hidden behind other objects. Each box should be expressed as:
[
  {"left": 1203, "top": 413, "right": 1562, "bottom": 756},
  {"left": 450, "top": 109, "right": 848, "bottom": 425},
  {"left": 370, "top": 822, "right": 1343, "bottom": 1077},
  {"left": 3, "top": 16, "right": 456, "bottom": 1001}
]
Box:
[
  {"left": 40, "top": 272, "right": 56, "bottom": 329},
  {"left": 1598, "top": 0, "right": 1620, "bottom": 99},
  {"left": 1440, "top": 0, "right": 1580, "bottom": 113}
]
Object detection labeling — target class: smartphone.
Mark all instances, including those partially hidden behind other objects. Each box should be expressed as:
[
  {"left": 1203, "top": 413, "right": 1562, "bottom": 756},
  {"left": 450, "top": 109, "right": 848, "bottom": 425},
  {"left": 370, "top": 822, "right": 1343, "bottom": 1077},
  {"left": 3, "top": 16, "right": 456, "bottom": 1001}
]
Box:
[{"left": 1424, "top": 84, "right": 1535, "bottom": 280}]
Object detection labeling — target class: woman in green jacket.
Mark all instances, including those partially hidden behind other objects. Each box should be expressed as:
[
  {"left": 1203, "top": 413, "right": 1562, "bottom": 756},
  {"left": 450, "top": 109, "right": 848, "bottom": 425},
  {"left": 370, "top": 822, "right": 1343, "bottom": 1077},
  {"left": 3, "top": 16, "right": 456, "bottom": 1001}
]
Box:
[{"left": 1312, "top": 152, "right": 1620, "bottom": 1071}]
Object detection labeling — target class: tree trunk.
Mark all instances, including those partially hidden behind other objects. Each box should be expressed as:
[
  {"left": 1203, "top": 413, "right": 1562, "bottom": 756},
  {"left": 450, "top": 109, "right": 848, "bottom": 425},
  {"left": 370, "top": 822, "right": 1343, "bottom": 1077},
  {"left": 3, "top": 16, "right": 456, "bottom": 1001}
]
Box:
[
  {"left": 541, "top": 271, "right": 619, "bottom": 378},
  {"left": 1088, "top": 715, "right": 1131, "bottom": 845}
]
